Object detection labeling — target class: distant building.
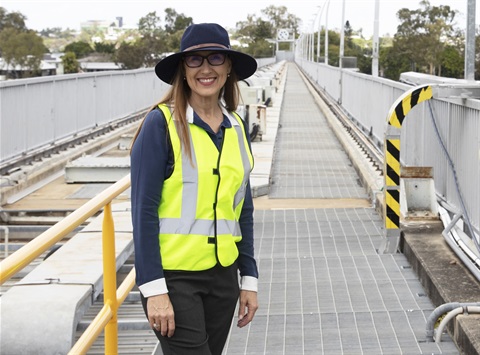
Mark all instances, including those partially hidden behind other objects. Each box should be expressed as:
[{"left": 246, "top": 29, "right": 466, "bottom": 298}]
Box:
[
  {"left": 80, "top": 20, "right": 112, "bottom": 30},
  {"left": 78, "top": 61, "right": 122, "bottom": 72},
  {"left": 43, "top": 53, "right": 64, "bottom": 75},
  {"left": 0, "top": 54, "right": 124, "bottom": 79},
  {"left": 80, "top": 17, "right": 124, "bottom": 30},
  {"left": 81, "top": 17, "right": 129, "bottom": 43},
  {"left": 0, "top": 58, "right": 57, "bottom": 79}
]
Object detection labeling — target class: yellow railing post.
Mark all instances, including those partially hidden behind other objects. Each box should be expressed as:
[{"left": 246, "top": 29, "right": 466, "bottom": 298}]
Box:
[
  {"left": 0, "top": 174, "right": 131, "bottom": 285},
  {"left": 1, "top": 174, "right": 134, "bottom": 354},
  {"left": 102, "top": 202, "right": 118, "bottom": 354}
]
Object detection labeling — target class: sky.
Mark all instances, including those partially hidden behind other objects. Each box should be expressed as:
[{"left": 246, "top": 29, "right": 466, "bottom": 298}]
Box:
[{"left": 1, "top": 0, "right": 477, "bottom": 38}]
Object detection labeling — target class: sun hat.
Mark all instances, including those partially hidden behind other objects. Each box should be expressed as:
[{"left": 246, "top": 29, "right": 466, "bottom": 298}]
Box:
[{"left": 154, "top": 23, "right": 258, "bottom": 84}]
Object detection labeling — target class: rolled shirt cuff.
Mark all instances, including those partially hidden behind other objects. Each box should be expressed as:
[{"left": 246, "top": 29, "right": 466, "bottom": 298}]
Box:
[
  {"left": 240, "top": 276, "right": 258, "bottom": 292},
  {"left": 138, "top": 278, "right": 168, "bottom": 297}
]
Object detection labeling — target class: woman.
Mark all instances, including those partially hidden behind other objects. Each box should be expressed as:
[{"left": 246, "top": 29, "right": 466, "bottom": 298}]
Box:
[{"left": 130, "top": 23, "right": 259, "bottom": 355}]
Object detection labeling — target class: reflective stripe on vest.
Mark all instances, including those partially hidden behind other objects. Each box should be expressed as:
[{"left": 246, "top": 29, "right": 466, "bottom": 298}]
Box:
[{"left": 157, "top": 104, "right": 253, "bottom": 271}]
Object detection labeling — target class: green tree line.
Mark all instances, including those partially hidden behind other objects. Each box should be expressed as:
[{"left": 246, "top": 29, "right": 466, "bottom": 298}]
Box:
[{"left": 0, "top": 1, "right": 479, "bottom": 80}]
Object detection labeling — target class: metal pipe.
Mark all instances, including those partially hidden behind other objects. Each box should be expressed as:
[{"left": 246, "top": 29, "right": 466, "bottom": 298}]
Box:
[
  {"left": 68, "top": 301, "right": 114, "bottom": 355},
  {"left": 68, "top": 268, "right": 136, "bottom": 354},
  {"left": 425, "top": 302, "right": 480, "bottom": 341},
  {"left": 435, "top": 305, "right": 480, "bottom": 343}
]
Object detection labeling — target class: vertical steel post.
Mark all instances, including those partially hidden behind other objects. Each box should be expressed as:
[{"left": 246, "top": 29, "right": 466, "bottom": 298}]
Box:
[
  {"left": 102, "top": 202, "right": 118, "bottom": 353},
  {"left": 325, "top": 0, "right": 330, "bottom": 64},
  {"left": 465, "top": 0, "right": 476, "bottom": 81},
  {"left": 339, "top": 0, "right": 346, "bottom": 68},
  {"left": 372, "top": 0, "right": 380, "bottom": 77}
]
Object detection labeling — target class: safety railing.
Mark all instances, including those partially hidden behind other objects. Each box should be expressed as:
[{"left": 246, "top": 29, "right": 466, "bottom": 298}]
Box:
[{"left": 0, "top": 174, "right": 133, "bottom": 354}]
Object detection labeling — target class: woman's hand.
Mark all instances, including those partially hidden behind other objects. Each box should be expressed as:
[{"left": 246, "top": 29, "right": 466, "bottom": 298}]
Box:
[
  {"left": 237, "top": 290, "right": 258, "bottom": 328},
  {"left": 147, "top": 294, "right": 175, "bottom": 337}
]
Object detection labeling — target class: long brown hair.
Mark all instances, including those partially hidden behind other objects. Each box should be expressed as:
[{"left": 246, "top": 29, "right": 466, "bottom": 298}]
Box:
[{"left": 131, "top": 57, "right": 241, "bottom": 162}]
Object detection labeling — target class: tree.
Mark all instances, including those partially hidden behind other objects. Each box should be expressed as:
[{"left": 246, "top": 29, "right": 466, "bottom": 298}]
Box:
[
  {"left": 0, "top": 7, "right": 27, "bottom": 31},
  {"left": 137, "top": 11, "right": 167, "bottom": 67},
  {"left": 0, "top": 28, "right": 46, "bottom": 78},
  {"left": 138, "top": 11, "right": 162, "bottom": 36},
  {"left": 94, "top": 42, "right": 116, "bottom": 54},
  {"left": 379, "top": 45, "right": 412, "bottom": 80},
  {"left": 164, "top": 29, "right": 183, "bottom": 54},
  {"left": 164, "top": 8, "right": 192, "bottom": 35},
  {"left": 235, "top": 6, "right": 301, "bottom": 57},
  {"left": 64, "top": 41, "right": 93, "bottom": 59},
  {"left": 261, "top": 5, "right": 300, "bottom": 37},
  {"left": 394, "top": 0, "right": 457, "bottom": 75},
  {"left": 236, "top": 5, "right": 301, "bottom": 55},
  {"left": 40, "top": 27, "right": 76, "bottom": 53},
  {"left": 344, "top": 20, "right": 354, "bottom": 48},
  {"left": 114, "top": 41, "right": 146, "bottom": 69},
  {"left": 440, "top": 45, "right": 463, "bottom": 78},
  {"left": 325, "top": 30, "right": 341, "bottom": 66},
  {"left": 62, "top": 51, "right": 79, "bottom": 74}
]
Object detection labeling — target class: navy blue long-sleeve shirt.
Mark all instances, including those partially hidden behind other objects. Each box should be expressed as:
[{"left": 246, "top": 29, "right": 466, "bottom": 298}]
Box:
[{"left": 131, "top": 104, "right": 258, "bottom": 297}]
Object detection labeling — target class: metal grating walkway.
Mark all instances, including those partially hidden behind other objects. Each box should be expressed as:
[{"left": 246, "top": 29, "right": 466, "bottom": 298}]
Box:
[
  {"left": 269, "top": 66, "right": 367, "bottom": 200},
  {"left": 222, "top": 64, "right": 458, "bottom": 354}
]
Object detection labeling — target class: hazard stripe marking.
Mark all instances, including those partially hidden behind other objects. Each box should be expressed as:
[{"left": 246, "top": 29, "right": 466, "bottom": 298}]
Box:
[
  {"left": 394, "top": 104, "right": 405, "bottom": 126},
  {"left": 385, "top": 140, "right": 400, "bottom": 186},
  {"left": 388, "top": 85, "right": 433, "bottom": 128},
  {"left": 385, "top": 190, "right": 400, "bottom": 229},
  {"left": 384, "top": 85, "right": 433, "bottom": 232}
]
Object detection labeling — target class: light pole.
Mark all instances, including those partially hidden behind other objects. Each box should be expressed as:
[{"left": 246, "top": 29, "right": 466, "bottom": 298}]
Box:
[
  {"left": 324, "top": 0, "right": 330, "bottom": 65},
  {"left": 465, "top": 0, "right": 476, "bottom": 81},
  {"left": 372, "top": 0, "right": 380, "bottom": 76},
  {"left": 310, "top": 18, "right": 315, "bottom": 61},
  {"left": 339, "top": 0, "right": 346, "bottom": 68},
  {"left": 316, "top": 2, "right": 327, "bottom": 63}
]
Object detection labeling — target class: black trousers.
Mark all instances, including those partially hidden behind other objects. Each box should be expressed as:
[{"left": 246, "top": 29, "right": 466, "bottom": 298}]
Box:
[{"left": 141, "top": 262, "right": 239, "bottom": 355}]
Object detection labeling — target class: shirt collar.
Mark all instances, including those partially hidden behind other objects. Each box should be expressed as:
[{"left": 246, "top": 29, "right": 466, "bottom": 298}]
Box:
[{"left": 186, "top": 101, "right": 239, "bottom": 127}]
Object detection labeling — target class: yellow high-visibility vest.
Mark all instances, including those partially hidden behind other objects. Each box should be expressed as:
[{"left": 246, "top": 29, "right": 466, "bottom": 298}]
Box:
[{"left": 157, "top": 104, "right": 253, "bottom": 271}]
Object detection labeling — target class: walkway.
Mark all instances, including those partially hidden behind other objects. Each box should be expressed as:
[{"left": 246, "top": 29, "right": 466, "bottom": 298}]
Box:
[
  {"left": 222, "top": 64, "right": 459, "bottom": 354},
  {"left": 1, "top": 62, "right": 469, "bottom": 355}
]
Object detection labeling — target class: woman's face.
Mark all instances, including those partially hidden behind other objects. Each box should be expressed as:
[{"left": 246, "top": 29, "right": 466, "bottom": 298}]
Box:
[{"left": 183, "top": 51, "right": 232, "bottom": 100}]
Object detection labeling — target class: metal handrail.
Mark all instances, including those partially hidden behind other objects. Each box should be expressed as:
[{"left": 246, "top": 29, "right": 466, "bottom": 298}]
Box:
[
  {"left": 69, "top": 268, "right": 136, "bottom": 354},
  {"left": 0, "top": 174, "right": 131, "bottom": 284},
  {"left": 0, "top": 174, "right": 133, "bottom": 353}
]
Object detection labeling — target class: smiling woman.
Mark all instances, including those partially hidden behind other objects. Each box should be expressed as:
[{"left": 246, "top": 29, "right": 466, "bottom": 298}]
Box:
[
  {"left": 183, "top": 49, "right": 232, "bottom": 116},
  {"left": 129, "top": 23, "right": 259, "bottom": 355}
]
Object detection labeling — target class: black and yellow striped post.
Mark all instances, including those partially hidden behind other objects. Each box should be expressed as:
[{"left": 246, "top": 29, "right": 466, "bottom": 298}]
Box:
[{"left": 382, "top": 84, "right": 433, "bottom": 253}]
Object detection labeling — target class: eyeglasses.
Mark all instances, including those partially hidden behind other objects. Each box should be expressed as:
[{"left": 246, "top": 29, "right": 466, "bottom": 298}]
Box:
[{"left": 184, "top": 53, "right": 227, "bottom": 68}]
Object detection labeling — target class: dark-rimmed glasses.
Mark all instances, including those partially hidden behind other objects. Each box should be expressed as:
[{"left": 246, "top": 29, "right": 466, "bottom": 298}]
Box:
[{"left": 184, "top": 53, "right": 227, "bottom": 68}]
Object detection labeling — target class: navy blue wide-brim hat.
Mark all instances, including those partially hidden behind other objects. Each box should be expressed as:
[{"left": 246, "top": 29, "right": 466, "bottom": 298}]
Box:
[{"left": 155, "top": 23, "right": 258, "bottom": 84}]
